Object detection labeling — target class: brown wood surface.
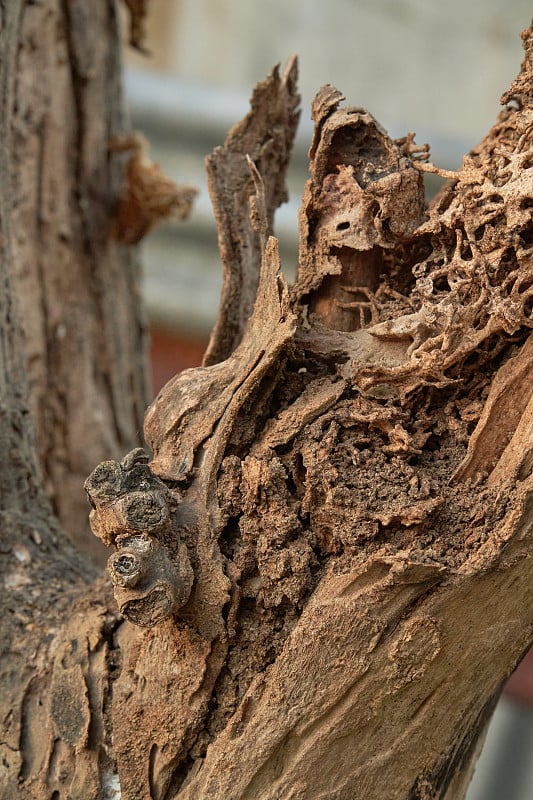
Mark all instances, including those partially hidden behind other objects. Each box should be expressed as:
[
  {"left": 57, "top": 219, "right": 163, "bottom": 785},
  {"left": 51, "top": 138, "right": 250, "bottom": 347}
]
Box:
[
  {"left": 0, "top": 6, "right": 532, "bottom": 800},
  {"left": 7, "top": 0, "right": 149, "bottom": 563}
]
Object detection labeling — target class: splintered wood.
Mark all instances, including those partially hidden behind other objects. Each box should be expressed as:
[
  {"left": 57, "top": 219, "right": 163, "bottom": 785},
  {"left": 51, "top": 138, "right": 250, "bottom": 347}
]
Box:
[{"left": 139, "top": 27, "right": 532, "bottom": 800}]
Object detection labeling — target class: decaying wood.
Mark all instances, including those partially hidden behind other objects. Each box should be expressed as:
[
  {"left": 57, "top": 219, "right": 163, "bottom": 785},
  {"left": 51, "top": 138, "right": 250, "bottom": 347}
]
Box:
[
  {"left": 294, "top": 86, "right": 426, "bottom": 332},
  {"left": 203, "top": 57, "right": 300, "bottom": 366},
  {"left": 139, "top": 30, "right": 532, "bottom": 799},
  {"left": 1, "top": 9, "right": 533, "bottom": 800}
]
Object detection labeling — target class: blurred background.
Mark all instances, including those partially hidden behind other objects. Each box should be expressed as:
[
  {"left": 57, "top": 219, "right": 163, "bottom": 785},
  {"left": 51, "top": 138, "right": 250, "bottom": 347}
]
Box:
[{"left": 121, "top": 2, "right": 533, "bottom": 796}]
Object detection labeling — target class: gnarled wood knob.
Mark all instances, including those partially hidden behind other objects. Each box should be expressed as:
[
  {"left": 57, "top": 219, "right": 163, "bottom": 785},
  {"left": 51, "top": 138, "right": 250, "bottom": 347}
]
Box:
[{"left": 85, "top": 449, "right": 193, "bottom": 627}]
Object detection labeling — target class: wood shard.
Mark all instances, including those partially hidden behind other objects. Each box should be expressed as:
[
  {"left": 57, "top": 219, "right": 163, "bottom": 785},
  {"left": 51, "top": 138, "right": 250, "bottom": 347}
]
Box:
[
  {"left": 254, "top": 376, "right": 347, "bottom": 452},
  {"left": 121, "top": 0, "right": 151, "bottom": 52},
  {"left": 145, "top": 231, "right": 296, "bottom": 483},
  {"left": 375, "top": 497, "right": 443, "bottom": 528},
  {"left": 203, "top": 57, "right": 300, "bottom": 366}
]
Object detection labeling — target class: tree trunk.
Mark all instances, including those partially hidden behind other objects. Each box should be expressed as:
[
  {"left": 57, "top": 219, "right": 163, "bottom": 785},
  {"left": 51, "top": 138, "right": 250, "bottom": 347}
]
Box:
[
  {"left": 1, "top": 5, "right": 532, "bottom": 800},
  {"left": 5, "top": 0, "right": 150, "bottom": 565}
]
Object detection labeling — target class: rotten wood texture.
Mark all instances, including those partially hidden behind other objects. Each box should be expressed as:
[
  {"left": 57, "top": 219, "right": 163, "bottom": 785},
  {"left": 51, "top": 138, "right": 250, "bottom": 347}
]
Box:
[
  {"left": 9, "top": 0, "right": 150, "bottom": 563},
  {"left": 136, "top": 24, "right": 532, "bottom": 800},
  {"left": 203, "top": 57, "right": 300, "bottom": 366},
  {"left": 2, "top": 9, "right": 533, "bottom": 800},
  {"left": 294, "top": 86, "right": 427, "bottom": 332}
]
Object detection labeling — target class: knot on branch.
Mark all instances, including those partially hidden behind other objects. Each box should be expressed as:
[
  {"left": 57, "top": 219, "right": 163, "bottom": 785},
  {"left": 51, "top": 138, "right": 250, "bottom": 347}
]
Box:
[{"left": 84, "top": 448, "right": 193, "bottom": 627}]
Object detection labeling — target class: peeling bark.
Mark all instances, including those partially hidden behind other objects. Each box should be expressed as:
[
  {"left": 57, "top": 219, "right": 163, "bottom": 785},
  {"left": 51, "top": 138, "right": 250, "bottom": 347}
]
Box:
[{"left": 1, "top": 9, "right": 533, "bottom": 800}]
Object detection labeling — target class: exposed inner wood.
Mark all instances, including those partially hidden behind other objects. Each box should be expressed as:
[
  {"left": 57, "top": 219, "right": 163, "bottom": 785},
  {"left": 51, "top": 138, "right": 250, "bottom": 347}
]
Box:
[
  {"left": 140, "top": 29, "right": 532, "bottom": 799},
  {"left": 1, "top": 10, "right": 532, "bottom": 800}
]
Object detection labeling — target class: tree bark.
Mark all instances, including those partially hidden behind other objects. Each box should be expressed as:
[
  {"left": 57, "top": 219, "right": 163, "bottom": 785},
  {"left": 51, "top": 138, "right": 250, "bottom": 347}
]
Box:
[
  {"left": 0, "top": 6, "right": 100, "bottom": 798},
  {"left": 8, "top": 0, "right": 149, "bottom": 563},
  {"left": 1, "top": 6, "right": 532, "bottom": 800}
]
